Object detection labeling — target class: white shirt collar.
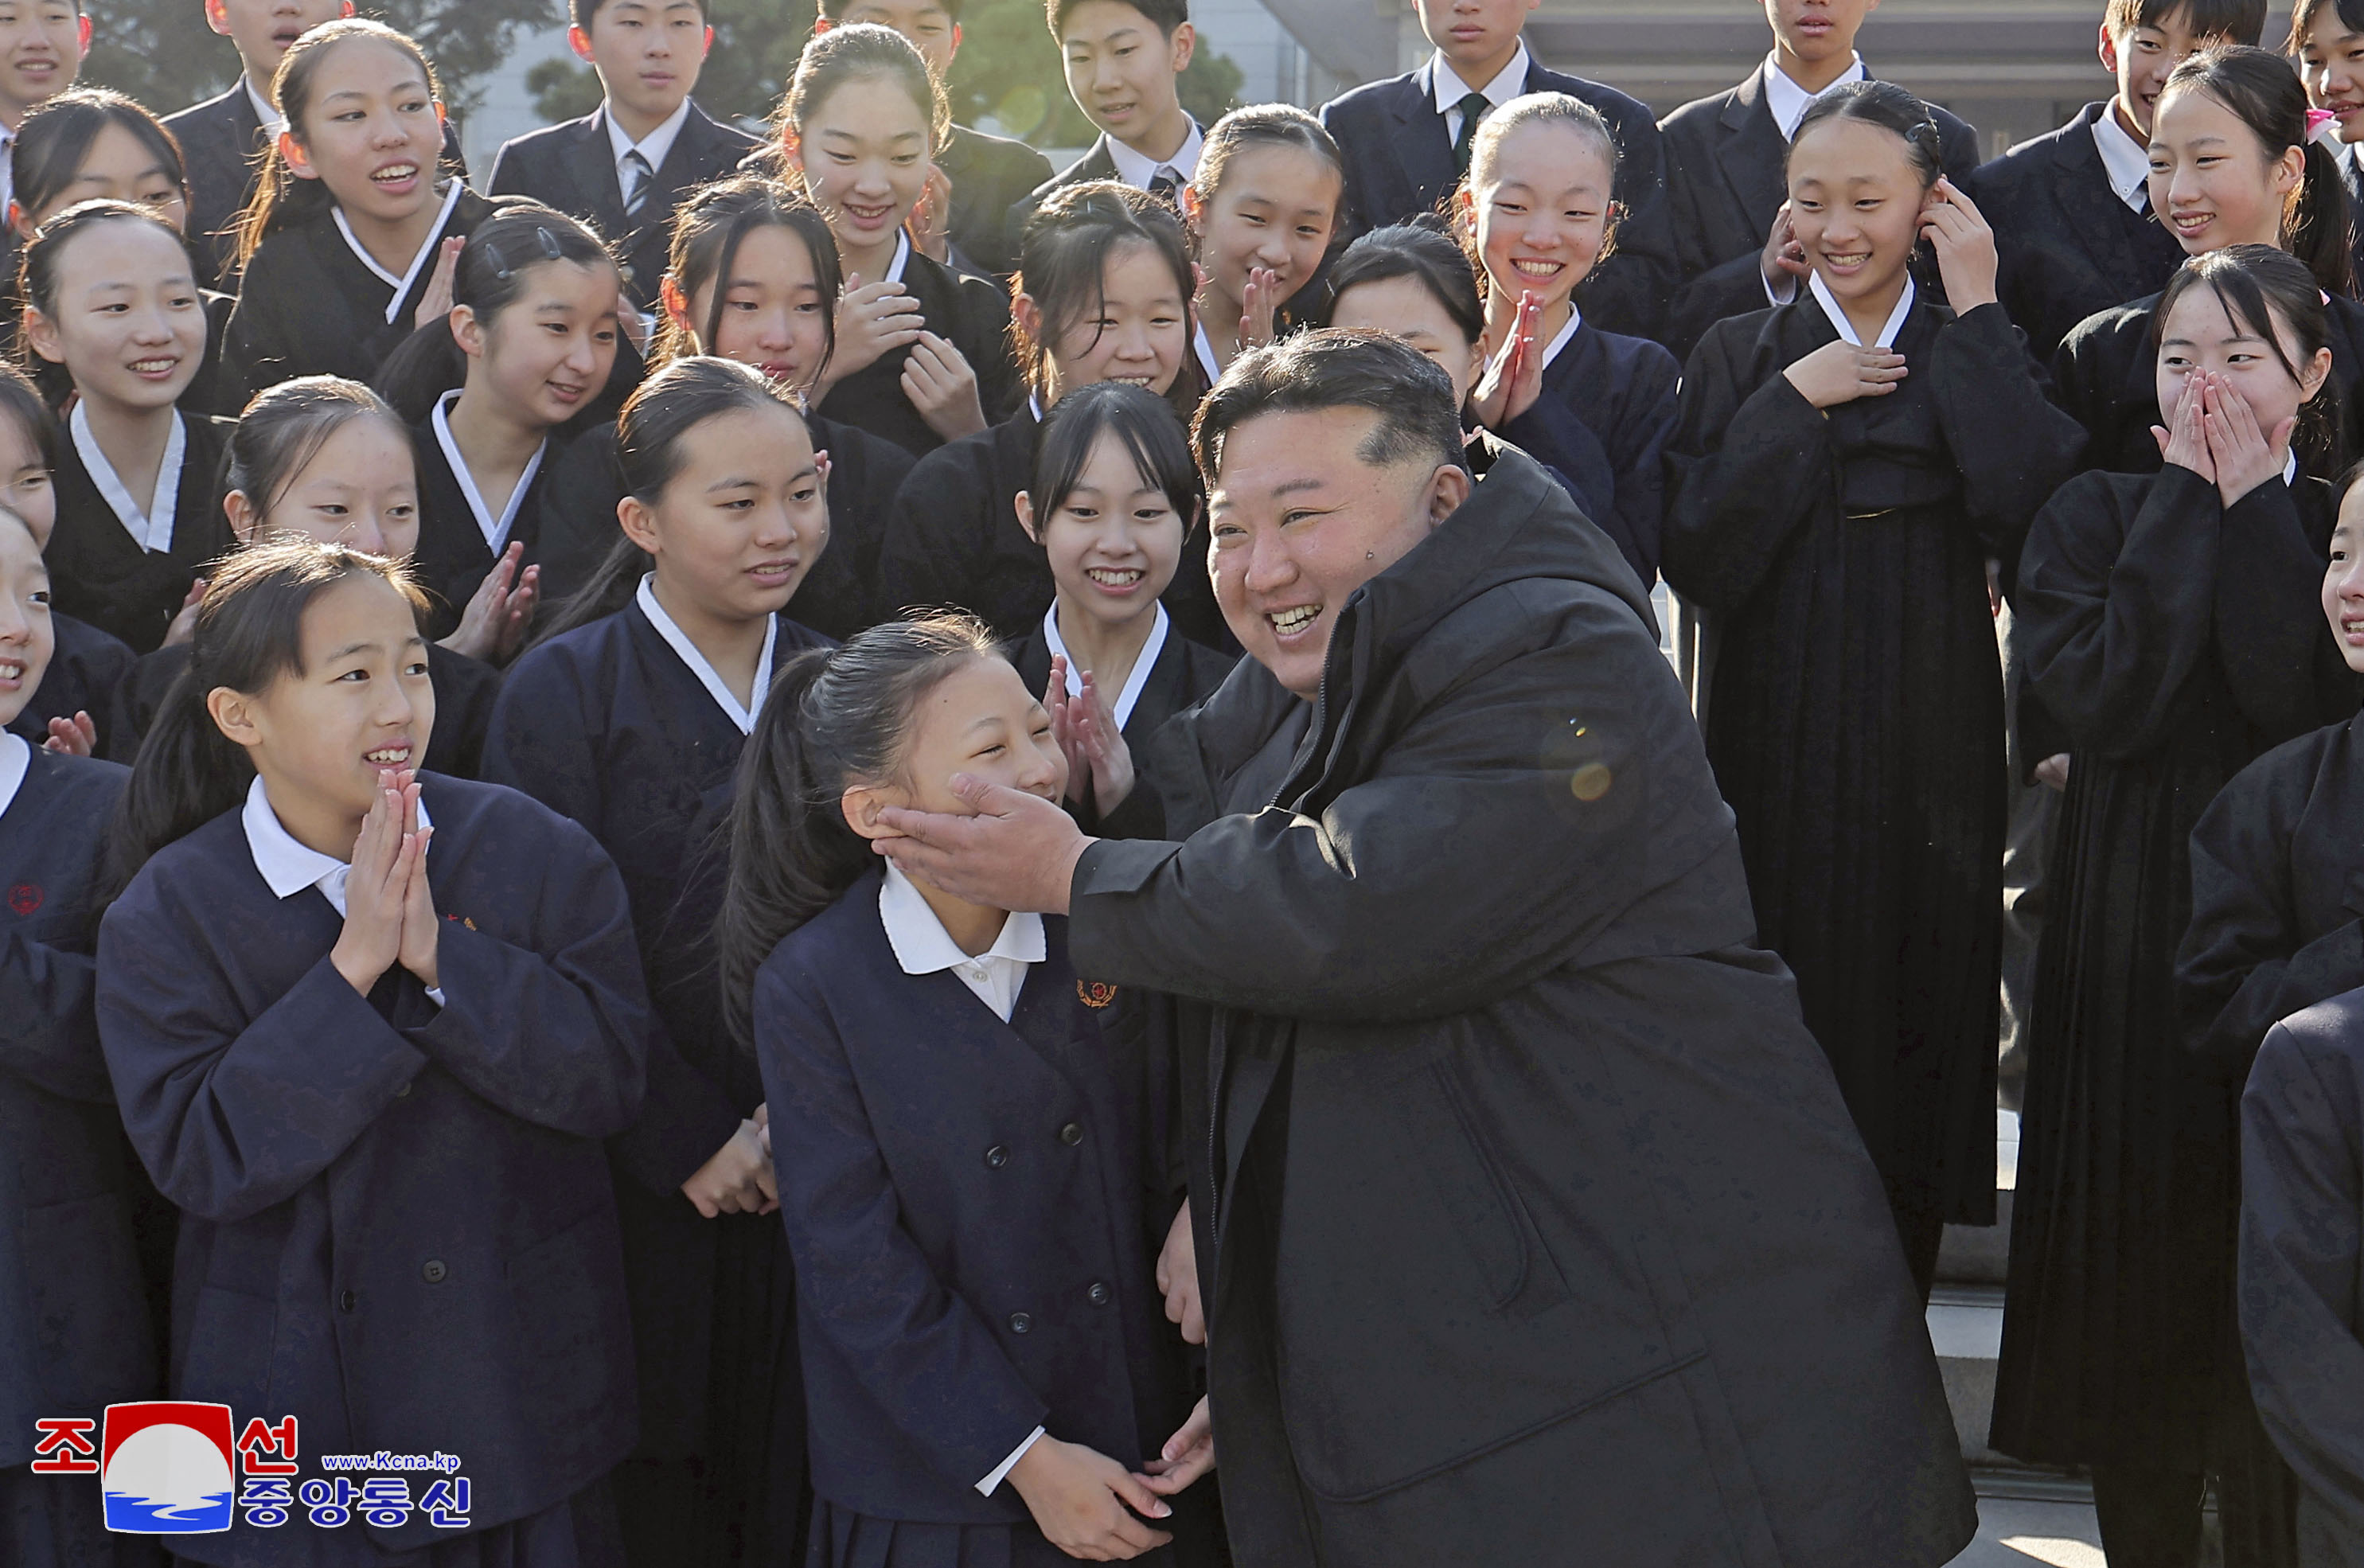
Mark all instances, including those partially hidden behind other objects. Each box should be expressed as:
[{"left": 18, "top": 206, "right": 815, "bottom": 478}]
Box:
[
  {"left": 2091, "top": 105, "right": 2150, "bottom": 213},
  {"left": 884, "top": 228, "right": 911, "bottom": 286},
  {"left": 246, "top": 78, "right": 286, "bottom": 140},
  {"left": 1765, "top": 50, "right": 1867, "bottom": 141},
  {"left": 2285, "top": 451, "right": 2300, "bottom": 486},
  {"left": 431, "top": 391, "right": 546, "bottom": 556},
  {"left": 242, "top": 774, "right": 434, "bottom": 916},
  {"left": 1432, "top": 40, "right": 1530, "bottom": 117},
  {"left": 0, "top": 731, "right": 28, "bottom": 824},
  {"left": 1042, "top": 599, "right": 1168, "bottom": 731},
  {"left": 1809, "top": 270, "right": 1913, "bottom": 349},
  {"left": 635, "top": 573, "right": 776, "bottom": 735},
  {"left": 1488, "top": 304, "right": 1582, "bottom": 377},
  {"left": 1192, "top": 320, "right": 1222, "bottom": 385},
  {"left": 1106, "top": 118, "right": 1203, "bottom": 192},
  {"left": 877, "top": 860, "right": 1047, "bottom": 1023},
  {"left": 71, "top": 404, "right": 185, "bottom": 556},
  {"left": 334, "top": 177, "right": 467, "bottom": 325},
  {"left": 603, "top": 97, "right": 692, "bottom": 184}
]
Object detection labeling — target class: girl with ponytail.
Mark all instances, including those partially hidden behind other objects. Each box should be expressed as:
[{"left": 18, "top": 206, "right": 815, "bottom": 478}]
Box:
[
  {"left": 1996, "top": 240, "right": 2362, "bottom": 1560},
  {"left": 716, "top": 613, "right": 1211, "bottom": 1567},
  {"left": 95, "top": 536, "right": 652, "bottom": 1568},
  {"left": 482, "top": 355, "right": 831, "bottom": 1566},
  {"left": 2056, "top": 44, "right": 2364, "bottom": 471}
]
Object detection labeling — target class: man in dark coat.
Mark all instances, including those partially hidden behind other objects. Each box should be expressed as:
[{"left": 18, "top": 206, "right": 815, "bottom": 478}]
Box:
[{"left": 876, "top": 330, "right": 1975, "bottom": 1568}]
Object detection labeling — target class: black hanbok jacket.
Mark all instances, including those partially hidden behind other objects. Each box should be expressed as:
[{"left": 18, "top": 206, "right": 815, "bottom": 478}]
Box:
[
  {"left": 939, "top": 123, "right": 1053, "bottom": 278},
  {"left": 1995, "top": 466, "right": 2357, "bottom": 1469},
  {"left": 1962, "top": 103, "right": 2187, "bottom": 365},
  {"left": 96, "top": 775, "right": 653, "bottom": 1564},
  {"left": 45, "top": 413, "right": 236, "bottom": 655},
  {"left": 408, "top": 409, "right": 571, "bottom": 644},
  {"left": 7, "top": 612, "right": 131, "bottom": 751},
  {"left": 1664, "top": 294, "right": 2084, "bottom": 1227},
  {"left": 1, "top": 751, "right": 154, "bottom": 1464},
  {"left": 2240, "top": 984, "right": 2364, "bottom": 1566},
  {"left": 1488, "top": 317, "right": 1677, "bottom": 583},
  {"left": 534, "top": 412, "right": 914, "bottom": 641},
  {"left": 1317, "top": 58, "right": 1675, "bottom": 341},
  {"left": 220, "top": 185, "right": 501, "bottom": 408},
  {"left": 811, "top": 245, "right": 1021, "bottom": 460},
  {"left": 1012, "top": 618, "right": 1235, "bottom": 752},
  {"left": 1656, "top": 62, "right": 1980, "bottom": 361},
  {"left": 2054, "top": 289, "right": 2364, "bottom": 474},
  {"left": 486, "top": 102, "right": 755, "bottom": 311},
  {"left": 1071, "top": 445, "right": 1973, "bottom": 1567}
]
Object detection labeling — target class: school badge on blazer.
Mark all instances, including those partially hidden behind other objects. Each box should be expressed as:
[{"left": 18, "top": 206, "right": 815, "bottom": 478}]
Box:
[
  {"left": 6, "top": 880, "right": 40, "bottom": 915},
  {"left": 1077, "top": 980, "right": 1117, "bottom": 1009}
]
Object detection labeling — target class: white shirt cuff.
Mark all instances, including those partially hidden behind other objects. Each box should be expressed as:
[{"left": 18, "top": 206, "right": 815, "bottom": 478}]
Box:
[
  {"left": 977, "top": 1426, "right": 1046, "bottom": 1496},
  {"left": 1764, "top": 270, "right": 1798, "bottom": 306}
]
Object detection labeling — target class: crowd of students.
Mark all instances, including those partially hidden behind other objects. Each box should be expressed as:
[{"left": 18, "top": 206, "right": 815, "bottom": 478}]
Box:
[{"left": 15, "top": 0, "right": 2364, "bottom": 1561}]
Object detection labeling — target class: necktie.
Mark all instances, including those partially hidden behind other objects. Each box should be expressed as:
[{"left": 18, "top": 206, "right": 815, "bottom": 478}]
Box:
[
  {"left": 1451, "top": 92, "right": 1491, "bottom": 177},
  {"left": 621, "top": 149, "right": 654, "bottom": 220},
  {"left": 1146, "top": 166, "right": 1180, "bottom": 209}
]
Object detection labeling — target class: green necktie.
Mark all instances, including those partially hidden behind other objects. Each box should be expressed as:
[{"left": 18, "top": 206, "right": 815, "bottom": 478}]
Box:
[{"left": 1452, "top": 91, "right": 1491, "bottom": 177}]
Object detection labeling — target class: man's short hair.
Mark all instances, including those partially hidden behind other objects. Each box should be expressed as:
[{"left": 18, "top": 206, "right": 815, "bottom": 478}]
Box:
[
  {"left": 572, "top": 0, "right": 713, "bottom": 33},
  {"left": 1191, "top": 330, "right": 1467, "bottom": 482},
  {"left": 1047, "top": 0, "right": 1187, "bottom": 42},
  {"left": 2108, "top": 0, "right": 2265, "bottom": 45},
  {"left": 816, "top": 0, "right": 966, "bottom": 23}
]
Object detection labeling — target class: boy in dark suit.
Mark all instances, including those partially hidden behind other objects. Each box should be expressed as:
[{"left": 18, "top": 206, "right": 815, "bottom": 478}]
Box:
[
  {"left": 1966, "top": 0, "right": 2261, "bottom": 363},
  {"left": 817, "top": 0, "right": 1051, "bottom": 276},
  {"left": 0, "top": 0, "right": 83, "bottom": 217},
  {"left": 1317, "top": 0, "right": 1675, "bottom": 340},
  {"left": 2292, "top": 0, "right": 2364, "bottom": 293},
  {"left": 1007, "top": 0, "right": 1200, "bottom": 247},
  {"left": 486, "top": 0, "right": 754, "bottom": 314},
  {"left": 166, "top": 0, "right": 464, "bottom": 283},
  {"left": 1657, "top": 0, "right": 1981, "bottom": 361}
]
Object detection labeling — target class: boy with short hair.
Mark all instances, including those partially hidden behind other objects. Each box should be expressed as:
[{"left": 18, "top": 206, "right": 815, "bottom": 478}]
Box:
[
  {"left": 2290, "top": 0, "right": 2364, "bottom": 293},
  {"left": 1317, "top": 0, "right": 1675, "bottom": 341},
  {"left": 487, "top": 0, "right": 753, "bottom": 311},
  {"left": 819, "top": 0, "right": 1051, "bottom": 275},
  {"left": 0, "top": 0, "right": 84, "bottom": 215},
  {"left": 1965, "top": 0, "right": 2262, "bottom": 362},
  {"left": 1657, "top": 0, "right": 1980, "bottom": 361},
  {"left": 165, "top": 0, "right": 468, "bottom": 281},
  {"left": 1007, "top": 0, "right": 1199, "bottom": 248}
]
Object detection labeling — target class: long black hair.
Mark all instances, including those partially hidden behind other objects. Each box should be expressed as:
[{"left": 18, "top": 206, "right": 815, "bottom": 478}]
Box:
[
  {"left": 1325, "top": 220, "right": 1484, "bottom": 348},
  {"left": 371, "top": 203, "right": 622, "bottom": 423},
  {"left": 716, "top": 611, "right": 1001, "bottom": 1045},
  {"left": 11, "top": 88, "right": 189, "bottom": 231},
  {"left": 536, "top": 356, "right": 813, "bottom": 642},
  {"left": 102, "top": 540, "right": 429, "bottom": 905},
  {"left": 1026, "top": 380, "right": 1198, "bottom": 544},
  {"left": 651, "top": 175, "right": 841, "bottom": 385},
  {"left": 2158, "top": 45, "right": 2355, "bottom": 297},
  {"left": 1012, "top": 180, "right": 1196, "bottom": 412},
  {"left": 2154, "top": 242, "right": 2348, "bottom": 473}
]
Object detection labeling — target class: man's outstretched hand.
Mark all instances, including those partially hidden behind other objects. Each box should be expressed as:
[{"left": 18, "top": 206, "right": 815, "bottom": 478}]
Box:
[{"left": 875, "top": 774, "right": 1092, "bottom": 915}]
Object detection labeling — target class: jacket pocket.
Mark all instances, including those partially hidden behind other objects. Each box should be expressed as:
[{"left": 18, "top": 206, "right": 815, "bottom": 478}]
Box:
[{"left": 1401, "top": 1058, "right": 1570, "bottom": 1321}]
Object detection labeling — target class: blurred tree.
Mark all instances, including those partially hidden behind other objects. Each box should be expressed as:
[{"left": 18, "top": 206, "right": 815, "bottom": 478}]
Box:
[
  {"left": 531, "top": 0, "right": 811, "bottom": 126},
  {"left": 85, "top": 0, "right": 558, "bottom": 119}
]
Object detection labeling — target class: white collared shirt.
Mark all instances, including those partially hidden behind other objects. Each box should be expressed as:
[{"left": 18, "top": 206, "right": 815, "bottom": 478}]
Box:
[
  {"left": 1433, "top": 41, "right": 1531, "bottom": 149},
  {"left": 1043, "top": 600, "right": 1168, "bottom": 731},
  {"left": 0, "top": 731, "right": 28, "bottom": 823},
  {"left": 1488, "top": 304, "right": 1582, "bottom": 379},
  {"left": 1192, "top": 320, "right": 1222, "bottom": 385},
  {"left": 2286, "top": 451, "right": 2300, "bottom": 486},
  {"left": 635, "top": 574, "right": 775, "bottom": 735},
  {"left": 247, "top": 78, "right": 286, "bottom": 141},
  {"left": 243, "top": 776, "right": 440, "bottom": 1003},
  {"left": 71, "top": 404, "right": 185, "bottom": 555},
  {"left": 431, "top": 392, "right": 546, "bottom": 556},
  {"left": 334, "top": 177, "right": 467, "bottom": 326},
  {"left": 877, "top": 860, "right": 1045, "bottom": 1023},
  {"left": 2092, "top": 104, "right": 2151, "bottom": 214},
  {"left": 604, "top": 96, "right": 691, "bottom": 195},
  {"left": 1810, "top": 270, "right": 1914, "bottom": 349},
  {"left": 1764, "top": 49, "right": 1867, "bottom": 142},
  {"left": 1105, "top": 118, "right": 1204, "bottom": 193}
]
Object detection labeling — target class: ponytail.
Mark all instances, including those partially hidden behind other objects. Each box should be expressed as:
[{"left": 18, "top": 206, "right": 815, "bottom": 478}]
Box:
[
  {"left": 716, "top": 614, "right": 1000, "bottom": 1045},
  {"left": 2295, "top": 138, "right": 2357, "bottom": 298}
]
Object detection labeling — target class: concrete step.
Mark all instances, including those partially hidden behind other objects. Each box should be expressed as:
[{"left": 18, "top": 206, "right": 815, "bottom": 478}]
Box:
[{"left": 1931, "top": 1282, "right": 2009, "bottom": 1467}]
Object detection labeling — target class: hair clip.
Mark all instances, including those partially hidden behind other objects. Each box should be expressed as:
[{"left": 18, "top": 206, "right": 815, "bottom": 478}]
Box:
[
  {"left": 484, "top": 224, "right": 565, "bottom": 280},
  {"left": 2309, "top": 107, "right": 2345, "bottom": 150}
]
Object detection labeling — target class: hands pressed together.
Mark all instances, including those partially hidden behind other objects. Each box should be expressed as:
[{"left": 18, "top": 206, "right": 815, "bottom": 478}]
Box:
[
  {"left": 440, "top": 542, "right": 540, "bottom": 665},
  {"left": 330, "top": 769, "right": 439, "bottom": 998},
  {"left": 1469, "top": 288, "right": 1547, "bottom": 429},
  {"left": 1045, "top": 654, "right": 1134, "bottom": 814}
]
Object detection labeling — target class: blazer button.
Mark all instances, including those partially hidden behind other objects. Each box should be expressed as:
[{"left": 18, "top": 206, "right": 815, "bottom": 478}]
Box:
[
  {"left": 337, "top": 1289, "right": 357, "bottom": 1313},
  {"left": 421, "top": 1259, "right": 448, "bottom": 1284},
  {"left": 1059, "top": 1122, "right": 1083, "bottom": 1146},
  {"left": 985, "top": 1145, "right": 1009, "bottom": 1169},
  {"left": 1088, "top": 1281, "right": 1111, "bottom": 1306},
  {"left": 1009, "top": 1312, "right": 1033, "bottom": 1334}
]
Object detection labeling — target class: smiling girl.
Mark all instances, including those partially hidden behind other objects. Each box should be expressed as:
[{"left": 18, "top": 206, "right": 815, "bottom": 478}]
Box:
[
  {"left": 775, "top": 24, "right": 1020, "bottom": 457},
  {"left": 220, "top": 20, "right": 492, "bottom": 404},
  {"left": 2003, "top": 242, "right": 2360, "bottom": 1562},
  {"left": 879, "top": 180, "right": 1215, "bottom": 642},
  {"left": 372, "top": 205, "right": 624, "bottom": 653},
  {"left": 1183, "top": 103, "right": 1340, "bottom": 382},
  {"left": 1454, "top": 92, "right": 1678, "bottom": 587},
  {"left": 2058, "top": 44, "right": 2364, "bottom": 472},
  {"left": 1664, "top": 79, "right": 2087, "bottom": 1301},
  {"left": 487, "top": 357, "right": 832, "bottom": 1568},
  {"left": 21, "top": 200, "right": 233, "bottom": 657},
  {"left": 2288, "top": 0, "right": 2364, "bottom": 287}
]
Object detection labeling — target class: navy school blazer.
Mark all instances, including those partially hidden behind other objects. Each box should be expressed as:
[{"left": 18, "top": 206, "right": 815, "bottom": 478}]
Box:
[
  {"left": 95, "top": 774, "right": 653, "bottom": 1562},
  {"left": 1489, "top": 318, "right": 1678, "bottom": 585},
  {"left": 753, "top": 867, "right": 1183, "bottom": 1523}
]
